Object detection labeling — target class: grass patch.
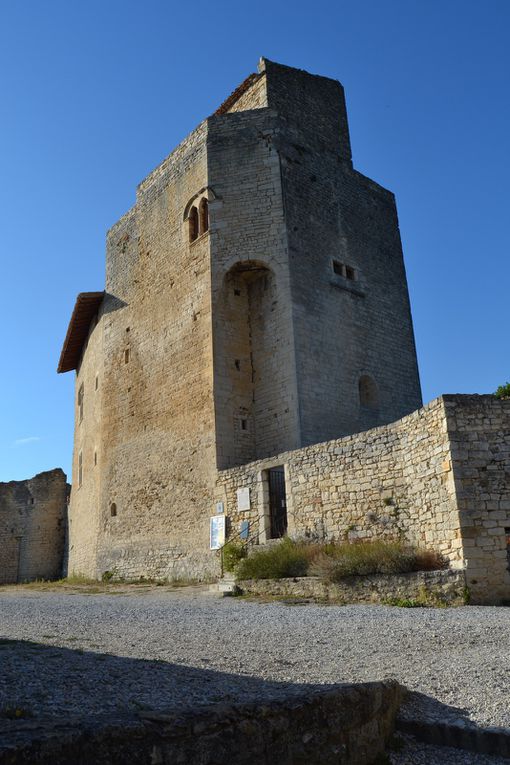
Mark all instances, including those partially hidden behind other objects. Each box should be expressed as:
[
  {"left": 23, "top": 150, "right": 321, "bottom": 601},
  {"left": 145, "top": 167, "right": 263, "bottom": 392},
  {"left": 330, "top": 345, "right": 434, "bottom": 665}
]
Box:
[{"left": 236, "top": 538, "right": 446, "bottom": 581}]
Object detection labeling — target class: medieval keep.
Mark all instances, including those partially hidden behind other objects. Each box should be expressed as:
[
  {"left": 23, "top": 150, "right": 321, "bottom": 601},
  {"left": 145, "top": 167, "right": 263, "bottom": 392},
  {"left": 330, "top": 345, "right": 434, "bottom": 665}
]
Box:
[{"left": 58, "top": 59, "right": 510, "bottom": 604}]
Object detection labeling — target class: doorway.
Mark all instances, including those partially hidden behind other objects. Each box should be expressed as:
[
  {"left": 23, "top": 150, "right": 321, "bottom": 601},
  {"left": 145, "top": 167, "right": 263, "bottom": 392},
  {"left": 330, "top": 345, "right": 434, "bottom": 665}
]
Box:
[{"left": 268, "top": 466, "right": 287, "bottom": 539}]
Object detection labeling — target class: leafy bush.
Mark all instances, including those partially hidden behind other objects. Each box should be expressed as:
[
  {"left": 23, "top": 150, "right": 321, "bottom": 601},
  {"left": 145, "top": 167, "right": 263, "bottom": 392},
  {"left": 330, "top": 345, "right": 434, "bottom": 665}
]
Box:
[
  {"left": 236, "top": 538, "right": 311, "bottom": 580},
  {"left": 222, "top": 542, "right": 247, "bottom": 573},
  {"left": 495, "top": 382, "right": 510, "bottom": 399}
]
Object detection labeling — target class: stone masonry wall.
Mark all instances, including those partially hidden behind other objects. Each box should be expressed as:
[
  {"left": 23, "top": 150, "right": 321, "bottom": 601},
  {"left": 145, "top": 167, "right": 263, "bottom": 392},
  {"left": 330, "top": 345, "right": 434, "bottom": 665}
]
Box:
[
  {"left": 444, "top": 395, "right": 510, "bottom": 604},
  {"left": 1, "top": 681, "right": 404, "bottom": 765},
  {"left": 208, "top": 106, "right": 301, "bottom": 469},
  {"left": 68, "top": 120, "right": 220, "bottom": 581},
  {"left": 238, "top": 570, "right": 467, "bottom": 606},
  {"left": 0, "top": 469, "right": 68, "bottom": 584},
  {"left": 216, "top": 395, "right": 510, "bottom": 603},
  {"left": 216, "top": 396, "right": 461, "bottom": 561}
]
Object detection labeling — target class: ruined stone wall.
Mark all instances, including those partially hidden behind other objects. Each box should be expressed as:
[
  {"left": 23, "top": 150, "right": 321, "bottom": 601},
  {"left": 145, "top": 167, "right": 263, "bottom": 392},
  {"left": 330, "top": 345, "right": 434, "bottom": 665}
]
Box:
[
  {"left": 216, "top": 397, "right": 461, "bottom": 562},
  {"left": 445, "top": 395, "right": 510, "bottom": 604},
  {"left": 0, "top": 469, "right": 68, "bottom": 583}
]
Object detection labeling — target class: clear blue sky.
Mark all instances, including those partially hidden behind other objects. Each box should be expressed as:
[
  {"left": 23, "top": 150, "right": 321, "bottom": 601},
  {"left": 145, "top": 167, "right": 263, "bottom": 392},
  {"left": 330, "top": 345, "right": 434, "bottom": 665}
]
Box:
[{"left": 1, "top": 0, "right": 508, "bottom": 482}]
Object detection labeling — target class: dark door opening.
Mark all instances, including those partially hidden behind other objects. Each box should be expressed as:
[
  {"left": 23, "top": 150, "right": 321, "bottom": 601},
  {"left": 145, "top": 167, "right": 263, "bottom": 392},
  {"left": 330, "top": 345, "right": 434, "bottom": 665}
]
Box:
[{"left": 268, "top": 466, "right": 287, "bottom": 539}]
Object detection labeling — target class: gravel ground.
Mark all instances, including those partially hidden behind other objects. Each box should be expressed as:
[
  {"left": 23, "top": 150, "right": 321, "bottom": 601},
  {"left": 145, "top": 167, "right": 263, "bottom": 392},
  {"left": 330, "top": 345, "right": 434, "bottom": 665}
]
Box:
[
  {"left": 388, "top": 733, "right": 509, "bottom": 764},
  {"left": 0, "top": 585, "right": 509, "bottom": 749}
]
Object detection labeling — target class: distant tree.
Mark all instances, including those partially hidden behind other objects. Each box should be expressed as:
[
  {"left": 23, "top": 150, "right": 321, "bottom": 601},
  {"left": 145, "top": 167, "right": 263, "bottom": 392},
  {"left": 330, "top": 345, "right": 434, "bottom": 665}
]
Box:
[{"left": 494, "top": 382, "right": 510, "bottom": 399}]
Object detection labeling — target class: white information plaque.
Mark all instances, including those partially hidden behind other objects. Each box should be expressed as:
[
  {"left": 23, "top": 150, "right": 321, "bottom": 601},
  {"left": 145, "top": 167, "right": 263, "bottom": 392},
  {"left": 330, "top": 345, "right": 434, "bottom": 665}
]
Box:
[
  {"left": 210, "top": 515, "right": 226, "bottom": 550},
  {"left": 237, "top": 487, "right": 250, "bottom": 511}
]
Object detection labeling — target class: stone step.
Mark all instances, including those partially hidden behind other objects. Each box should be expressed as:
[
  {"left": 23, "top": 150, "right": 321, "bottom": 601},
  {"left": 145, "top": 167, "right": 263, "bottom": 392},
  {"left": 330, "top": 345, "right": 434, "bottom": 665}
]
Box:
[{"left": 209, "top": 574, "right": 238, "bottom": 596}]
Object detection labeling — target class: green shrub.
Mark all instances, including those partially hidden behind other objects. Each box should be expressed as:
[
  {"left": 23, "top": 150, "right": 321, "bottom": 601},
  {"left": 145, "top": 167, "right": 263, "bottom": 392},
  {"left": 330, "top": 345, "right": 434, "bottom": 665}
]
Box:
[
  {"left": 222, "top": 542, "right": 247, "bottom": 573},
  {"left": 495, "top": 382, "right": 510, "bottom": 399},
  {"left": 236, "top": 538, "right": 311, "bottom": 580}
]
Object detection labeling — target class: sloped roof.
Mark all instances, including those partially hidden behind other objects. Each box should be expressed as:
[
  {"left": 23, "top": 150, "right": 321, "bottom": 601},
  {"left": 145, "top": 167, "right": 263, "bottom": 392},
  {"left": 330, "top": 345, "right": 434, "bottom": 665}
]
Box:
[
  {"left": 214, "top": 72, "right": 262, "bottom": 116},
  {"left": 57, "top": 292, "right": 104, "bottom": 373}
]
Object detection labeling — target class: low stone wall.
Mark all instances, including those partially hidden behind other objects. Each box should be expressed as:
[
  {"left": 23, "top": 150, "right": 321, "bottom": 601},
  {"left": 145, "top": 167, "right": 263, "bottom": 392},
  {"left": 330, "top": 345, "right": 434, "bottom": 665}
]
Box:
[
  {"left": 237, "top": 569, "right": 467, "bottom": 606},
  {"left": 0, "top": 681, "right": 404, "bottom": 765}
]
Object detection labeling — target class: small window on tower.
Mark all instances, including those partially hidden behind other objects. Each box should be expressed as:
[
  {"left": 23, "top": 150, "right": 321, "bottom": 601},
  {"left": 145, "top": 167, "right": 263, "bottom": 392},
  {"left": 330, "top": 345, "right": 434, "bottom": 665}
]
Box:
[
  {"left": 333, "top": 260, "right": 356, "bottom": 281},
  {"left": 189, "top": 206, "right": 199, "bottom": 242},
  {"left": 199, "top": 198, "right": 209, "bottom": 235},
  {"left": 359, "top": 375, "right": 379, "bottom": 410},
  {"left": 78, "top": 384, "right": 84, "bottom": 423},
  {"left": 78, "top": 451, "right": 83, "bottom": 488}
]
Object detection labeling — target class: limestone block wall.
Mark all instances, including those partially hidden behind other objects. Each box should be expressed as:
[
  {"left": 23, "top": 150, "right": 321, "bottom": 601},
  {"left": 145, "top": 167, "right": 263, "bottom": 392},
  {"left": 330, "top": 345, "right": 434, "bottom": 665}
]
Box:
[
  {"left": 208, "top": 107, "right": 300, "bottom": 469},
  {"left": 216, "top": 397, "right": 461, "bottom": 563},
  {"left": 271, "top": 64, "right": 422, "bottom": 444},
  {"left": 67, "top": 312, "right": 103, "bottom": 576},
  {"left": 216, "top": 395, "right": 510, "bottom": 603},
  {"left": 68, "top": 120, "right": 220, "bottom": 581},
  {"left": 445, "top": 395, "right": 510, "bottom": 603},
  {"left": 0, "top": 469, "right": 68, "bottom": 584}
]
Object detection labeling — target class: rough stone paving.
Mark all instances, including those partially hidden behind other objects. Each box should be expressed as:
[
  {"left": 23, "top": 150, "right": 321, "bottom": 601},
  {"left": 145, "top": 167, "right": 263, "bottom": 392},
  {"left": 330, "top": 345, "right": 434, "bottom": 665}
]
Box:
[{"left": 1, "top": 589, "right": 509, "bottom": 744}]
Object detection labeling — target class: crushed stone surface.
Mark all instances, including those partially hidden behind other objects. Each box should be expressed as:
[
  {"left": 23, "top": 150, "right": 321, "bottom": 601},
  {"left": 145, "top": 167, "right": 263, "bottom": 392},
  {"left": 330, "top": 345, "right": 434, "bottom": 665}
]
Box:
[
  {"left": 388, "top": 733, "right": 509, "bottom": 765},
  {"left": 1, "top": 585, "right": 509, "bottom": 744}
]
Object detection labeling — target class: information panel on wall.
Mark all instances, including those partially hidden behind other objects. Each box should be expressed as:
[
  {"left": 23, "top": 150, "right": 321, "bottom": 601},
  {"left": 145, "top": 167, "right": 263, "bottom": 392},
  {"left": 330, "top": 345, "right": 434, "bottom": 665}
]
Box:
[
  {"left": 237, "top": 487, "right": 250, "bottom": 511},
  {"left": 210, "top": 515, "right": 226, "bottom": 550}
]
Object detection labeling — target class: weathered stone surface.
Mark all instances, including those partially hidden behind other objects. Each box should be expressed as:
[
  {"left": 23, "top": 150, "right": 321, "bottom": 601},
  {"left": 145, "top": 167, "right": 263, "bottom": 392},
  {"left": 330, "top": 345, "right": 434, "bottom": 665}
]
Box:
[
  {"left": 60, "top": 60, "right": 510, "bottom": 607},
  {"left": 237, "top": 570, "right": 467, "bottom": 606},
  {"left": 217, "top": 395, "right": 510, "bottom": 604},
  {"left": 0, "top": 680, "right": 404, "bottom": 765},
  {"left": 63, "top": 58, "right": 422, "bottom": 583},
  {"left": 0, "top": 469, "right": 68, "bottom": 584}
]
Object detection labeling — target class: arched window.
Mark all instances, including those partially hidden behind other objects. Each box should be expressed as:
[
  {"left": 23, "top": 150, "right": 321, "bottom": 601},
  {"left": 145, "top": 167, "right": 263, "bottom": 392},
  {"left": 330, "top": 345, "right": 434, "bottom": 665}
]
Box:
[
  {"left": 199, "top": 198, "right": 209, "bottom": 235},
  {"left": 359, "top": 375, "right": 379, "bottom": 409},
  {"left": 189, "top": 206, "right": 199, "bottom": 242}
]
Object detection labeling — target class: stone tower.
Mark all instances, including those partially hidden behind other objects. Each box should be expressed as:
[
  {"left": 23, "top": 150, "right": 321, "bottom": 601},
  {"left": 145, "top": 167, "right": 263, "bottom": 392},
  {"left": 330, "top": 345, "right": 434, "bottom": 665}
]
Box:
[{"left": 58, "top": 59, "right": 422, "bottom": 579}]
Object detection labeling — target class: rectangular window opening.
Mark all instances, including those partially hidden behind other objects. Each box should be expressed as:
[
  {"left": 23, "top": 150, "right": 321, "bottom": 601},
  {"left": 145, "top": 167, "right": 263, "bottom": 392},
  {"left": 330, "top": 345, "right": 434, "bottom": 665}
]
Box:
[
  {"left": 333, "top": 260, "right": 357, "bottom": 281},
  {"left": 78, "top": 451, "right": 83, "bottom": 488},
  {"left": 78, "top": 384, "right": 84, "bottom": 423},
  {"left": 124, "top": 348, "right": 130, "bottom": 364}
]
